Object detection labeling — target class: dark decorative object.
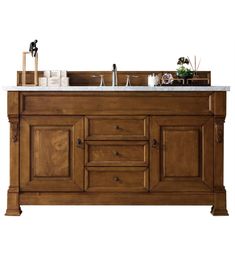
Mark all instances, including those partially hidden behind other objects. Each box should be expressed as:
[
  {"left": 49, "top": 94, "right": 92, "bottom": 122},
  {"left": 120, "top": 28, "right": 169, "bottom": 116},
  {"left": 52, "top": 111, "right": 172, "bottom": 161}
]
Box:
[
  {"left": 22, "top": 40, "right": 39, "bottom": 85},
  {"left": 176, "top": 57, "right": 194, "bottom": 79},
  {"left": 29, "top": 40, "right": 38, "bottom": 57}
]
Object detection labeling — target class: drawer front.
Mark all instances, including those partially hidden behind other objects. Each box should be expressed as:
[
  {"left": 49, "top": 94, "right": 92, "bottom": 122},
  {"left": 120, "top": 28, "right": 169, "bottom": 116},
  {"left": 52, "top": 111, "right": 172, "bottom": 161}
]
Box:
[
  {"left": 85, "top": 116, "right": 148, "bottom": 140},
  {"left": 85, "top": 167, "right": 148, "bottom": 192},
  {"left": 20, "top": 92, "right": 213, "bottom": 115},
  {"left": 85, "top": 141, "right": 148, "bottom": 166}
]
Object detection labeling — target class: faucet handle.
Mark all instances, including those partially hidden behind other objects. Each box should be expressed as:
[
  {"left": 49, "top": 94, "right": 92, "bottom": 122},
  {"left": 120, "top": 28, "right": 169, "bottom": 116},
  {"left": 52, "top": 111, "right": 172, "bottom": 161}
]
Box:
[
  {"left": 91, "top": 74, "right": 105, "bottom": 86},
  {"left": 126, "top": 75, "right": 131, "bottom": 86},
  {"left": 125, "top": 75, "right": 139, "bottom": 86},
  {"left": 99, "top": 75, "right": 105, "bottom": 86}
]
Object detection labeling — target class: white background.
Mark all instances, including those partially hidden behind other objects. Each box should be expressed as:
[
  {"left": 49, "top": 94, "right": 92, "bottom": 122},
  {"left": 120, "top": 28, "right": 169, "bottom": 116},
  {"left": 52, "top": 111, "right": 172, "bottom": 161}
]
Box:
[{"left": 0, "top": 0, "right": 234, "bottom": 254}]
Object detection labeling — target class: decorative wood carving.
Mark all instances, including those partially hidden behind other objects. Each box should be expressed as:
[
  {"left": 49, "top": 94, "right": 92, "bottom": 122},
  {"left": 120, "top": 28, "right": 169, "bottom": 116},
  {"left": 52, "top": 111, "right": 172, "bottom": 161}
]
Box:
[
  {"left": 215, "top": 118, "right": 224, "bottom": 143},
  {"left": 9, "top": 117, "right": 19, "bottom": 143}
]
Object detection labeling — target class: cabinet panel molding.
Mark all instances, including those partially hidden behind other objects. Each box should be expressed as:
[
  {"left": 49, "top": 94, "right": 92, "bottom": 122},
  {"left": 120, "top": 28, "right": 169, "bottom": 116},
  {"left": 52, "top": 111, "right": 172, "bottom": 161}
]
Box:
[
  {"left": 150, "top": 116, "right": 214, "bottom": 192},
  {"left": 85, "top": 167, "right": 148, "bottom": 192},
  {"left": 20, "top": 116, "right": 84, "bottom": 191},
  {"left": 85, "top": 141, "right": 148, "bottom": 167},
  {"left": 20, "top": 92, "right": 213, "bottom": 115},
  {"left": 85, "top": 116, "right": 149, "bottom": 140}
]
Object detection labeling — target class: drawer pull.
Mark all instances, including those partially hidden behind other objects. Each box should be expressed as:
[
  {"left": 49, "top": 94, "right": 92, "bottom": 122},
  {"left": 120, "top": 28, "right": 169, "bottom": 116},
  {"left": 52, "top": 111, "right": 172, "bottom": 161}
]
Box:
[
  {"left": 113, "top": 176, "right": 120, "bottom": 182},
  {"left": 113, "top": 151, "right": 120, "bottom": 156},
  {"left": 115, "top": 125, "right": 121, "bottom": 130},
  {"left": 152, "top": 139, "right": 160, "bottom": 149}
]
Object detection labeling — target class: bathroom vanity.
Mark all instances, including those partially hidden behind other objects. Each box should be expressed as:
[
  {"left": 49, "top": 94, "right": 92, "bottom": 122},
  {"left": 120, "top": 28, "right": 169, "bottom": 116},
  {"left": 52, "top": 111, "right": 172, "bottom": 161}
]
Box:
[{"left": 5, "top": 71, "right": 229, "bottom": 216}]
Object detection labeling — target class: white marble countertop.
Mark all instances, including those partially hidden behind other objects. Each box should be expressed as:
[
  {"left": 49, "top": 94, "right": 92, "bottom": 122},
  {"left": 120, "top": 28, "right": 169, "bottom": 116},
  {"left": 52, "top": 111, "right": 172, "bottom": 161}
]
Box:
[{"left": 3, "top": 85, "right": 230, "bottom": 91}]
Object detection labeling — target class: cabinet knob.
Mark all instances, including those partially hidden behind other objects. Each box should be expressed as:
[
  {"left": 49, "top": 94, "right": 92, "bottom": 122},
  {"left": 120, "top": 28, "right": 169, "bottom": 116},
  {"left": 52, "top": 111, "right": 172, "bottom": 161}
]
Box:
[
  {"left": 115, "top": 125, "right": 120, "bottom": 130},
  {"left": 76, "top": 138, "right": 84, "bottom": 148},
  {"left": 152, "top": 139, "right": 160, "bottom": 149},
  {"left": 113, "top": 151, "right": 120, "bottom": 156},
  {"left": 113, "top": 176, "right": 120, "bottom": 182}
]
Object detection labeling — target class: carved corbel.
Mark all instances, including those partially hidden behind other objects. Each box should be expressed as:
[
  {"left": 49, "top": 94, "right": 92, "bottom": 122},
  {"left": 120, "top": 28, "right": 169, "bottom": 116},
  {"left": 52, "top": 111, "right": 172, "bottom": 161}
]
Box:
[
  {"left": 9, "top": 116, "right": 19, "bottom": 143},
  {"left": 215, "top": 117, "right": 224, "bottom": 143}
]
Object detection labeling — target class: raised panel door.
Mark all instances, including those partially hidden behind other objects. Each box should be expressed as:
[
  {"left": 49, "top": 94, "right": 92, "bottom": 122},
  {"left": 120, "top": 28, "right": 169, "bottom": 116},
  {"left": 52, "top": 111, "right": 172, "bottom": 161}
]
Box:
[
  {"left": 20, "top": 116, "right": 84, "bottom": 191},
  {"left": 150, "top": 116, "right": 214, "bottom": 192}
]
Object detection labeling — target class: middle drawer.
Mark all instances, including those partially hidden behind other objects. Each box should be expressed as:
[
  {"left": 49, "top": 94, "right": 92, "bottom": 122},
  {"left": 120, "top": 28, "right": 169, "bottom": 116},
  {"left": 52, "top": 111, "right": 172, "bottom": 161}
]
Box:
[{"left": 85, "top": 141, "right": 149, "bottom": 166}]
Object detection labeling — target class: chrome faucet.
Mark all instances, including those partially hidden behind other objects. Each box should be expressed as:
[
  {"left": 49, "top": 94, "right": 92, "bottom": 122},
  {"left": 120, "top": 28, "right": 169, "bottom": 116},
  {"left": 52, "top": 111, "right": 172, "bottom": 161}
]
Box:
[{"left": 112, "top": 64, "right": 118, "bottom": 86}]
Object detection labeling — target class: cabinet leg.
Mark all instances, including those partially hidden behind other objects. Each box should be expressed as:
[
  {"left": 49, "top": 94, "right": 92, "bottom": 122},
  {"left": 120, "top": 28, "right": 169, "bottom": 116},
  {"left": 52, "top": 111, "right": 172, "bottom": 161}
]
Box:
[
  {"left": 5, "top": 188, "right": 22, "bottom": 216},
  {"left": 211, "top": 191, "right": 228, "bottom": 216}
]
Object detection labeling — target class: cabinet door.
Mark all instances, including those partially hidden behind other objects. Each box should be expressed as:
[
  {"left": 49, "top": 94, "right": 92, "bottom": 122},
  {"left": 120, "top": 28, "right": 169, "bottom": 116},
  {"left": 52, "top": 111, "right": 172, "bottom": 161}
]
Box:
[
  {"left": 20, "top": 116, "right": 84, "bottom": 191},
  {"left": 150, "top": 116, "right": 213, "bottom": 192}
]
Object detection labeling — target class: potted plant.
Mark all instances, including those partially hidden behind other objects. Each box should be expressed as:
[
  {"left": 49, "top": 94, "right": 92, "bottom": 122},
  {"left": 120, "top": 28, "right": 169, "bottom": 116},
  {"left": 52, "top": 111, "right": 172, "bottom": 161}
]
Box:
[{"left": 176, "top": 57, "right": 194, "bottom": 80}]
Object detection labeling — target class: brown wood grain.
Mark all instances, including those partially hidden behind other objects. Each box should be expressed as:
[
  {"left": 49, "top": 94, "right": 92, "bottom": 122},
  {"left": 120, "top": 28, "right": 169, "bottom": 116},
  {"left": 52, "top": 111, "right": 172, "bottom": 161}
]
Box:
[
  {"left": 150, "top": 116, "right": 214, "bottom": 192},
  {"left": 85, "top": 141, "right": 148, "bottom": 167},
  {"left": 6, "top": 92, "right": 21, "bottom": 215},
  {"left": 85, "top": 116, "right": 149, "bottom": 140},
  {"left": 85, "top": 167, "right": 148, "bottom": 192},
  {"left": 20, "top": 116, "right": 84, "bottom": 192},
  {"left": 20, "top": 92, "right": 213, "bottom": 115},
  {"left": 5, "top": 90, "right": 228, "bottom": 216},
  {"left": 20, "top": 192, "right": 214, "bottom": 205}
]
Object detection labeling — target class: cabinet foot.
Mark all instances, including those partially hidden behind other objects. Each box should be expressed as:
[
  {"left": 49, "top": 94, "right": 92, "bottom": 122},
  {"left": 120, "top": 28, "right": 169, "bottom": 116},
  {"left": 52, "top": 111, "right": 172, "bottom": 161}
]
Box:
[
  {"left": 211, "top": 206, "right": 228, "bottom": 216},
  {"left": 211, "top": 190, "right": 228, "bottom": 216},
  {"left": 5, "top": 188, "right": 22, "bottom": 216},
  {"left": 5, "top": 208, "right": 22, "bottom": 216}
]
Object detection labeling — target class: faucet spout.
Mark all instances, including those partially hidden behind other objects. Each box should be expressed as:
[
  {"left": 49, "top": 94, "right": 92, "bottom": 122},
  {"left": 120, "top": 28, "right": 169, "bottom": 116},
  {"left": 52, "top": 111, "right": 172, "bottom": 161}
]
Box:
[{"left": 112, "top": 64, "right": 118, "bottom": 86}]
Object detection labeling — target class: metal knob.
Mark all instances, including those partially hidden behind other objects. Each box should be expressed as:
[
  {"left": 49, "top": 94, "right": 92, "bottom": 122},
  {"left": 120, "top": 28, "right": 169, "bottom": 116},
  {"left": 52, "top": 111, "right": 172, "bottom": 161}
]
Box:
[
  {"left": 113, "top": 176, "right": 120, "bottom": 182},
  {"left": 152, "top": 139, "right": 160, "bottom": 148},
  {"left": 76, "top": 138, "right": 84, "bottom": 148},
  {"left": 113, "top": 151, "right": 120, "bottom": 156}
]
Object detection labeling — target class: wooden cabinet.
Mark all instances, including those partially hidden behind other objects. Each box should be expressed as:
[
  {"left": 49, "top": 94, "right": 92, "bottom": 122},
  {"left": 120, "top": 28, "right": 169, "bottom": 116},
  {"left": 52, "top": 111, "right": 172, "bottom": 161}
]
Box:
[
  {"left": 6, "top": 91, "right": 228, "bottom": 216},
  {"left": 20, "top": 116, "right": 84, "bottom": 191},
  {"left": 150, "top": 116, "right": 213, "bottom": 192}
]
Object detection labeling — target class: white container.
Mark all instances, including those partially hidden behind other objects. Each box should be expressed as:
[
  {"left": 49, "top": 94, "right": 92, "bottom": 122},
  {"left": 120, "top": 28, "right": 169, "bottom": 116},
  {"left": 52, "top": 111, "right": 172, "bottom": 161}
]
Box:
[
  {"left": 60, "top": 70, "right": 67, "bottom": 77},
  {"left": 61, "top": 77, "right": 69, "bottom": 86},
  {"left": 50, "top": 70, "right": 61, "bottom": 78},
  {"left": 48, "top": 77, "right": 61, "bottom": 86},
  {"left": 39, "top": 77, "right": 48, "bottom": 86},
  {"left": 43, "top": 70, "right": 51, "bottom": 78},
  {"left": 148, "top": 73, "right": 159, "bottom": 87}
]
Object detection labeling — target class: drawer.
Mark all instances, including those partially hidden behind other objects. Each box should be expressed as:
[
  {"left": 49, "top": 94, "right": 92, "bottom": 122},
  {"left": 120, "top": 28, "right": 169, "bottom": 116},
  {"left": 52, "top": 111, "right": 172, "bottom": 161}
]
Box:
[
  {"left": 20, "top": 92, "right": 213, "bottom": 115},
  {"left": 85, "top": 116, "right": 148, "bottom": 140},
  {"left": 85, "top": 167, "right": 148, "bottom": 192},
  {"left": 85, "top": 141, "right": 148, "bottom": 166}
]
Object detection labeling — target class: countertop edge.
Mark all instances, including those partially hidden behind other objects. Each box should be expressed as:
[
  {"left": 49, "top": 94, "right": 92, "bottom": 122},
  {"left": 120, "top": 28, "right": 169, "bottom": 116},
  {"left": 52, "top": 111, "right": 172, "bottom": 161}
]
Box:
[{"left": 2, "top": 86, "right": 231, "bottom": 92}]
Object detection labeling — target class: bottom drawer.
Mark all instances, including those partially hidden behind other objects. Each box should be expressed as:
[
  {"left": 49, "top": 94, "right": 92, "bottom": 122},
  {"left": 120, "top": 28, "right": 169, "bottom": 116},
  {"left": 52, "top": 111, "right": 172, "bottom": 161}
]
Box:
[{"left": 85, "top": 167, "right": 148, "bottom": 192}]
